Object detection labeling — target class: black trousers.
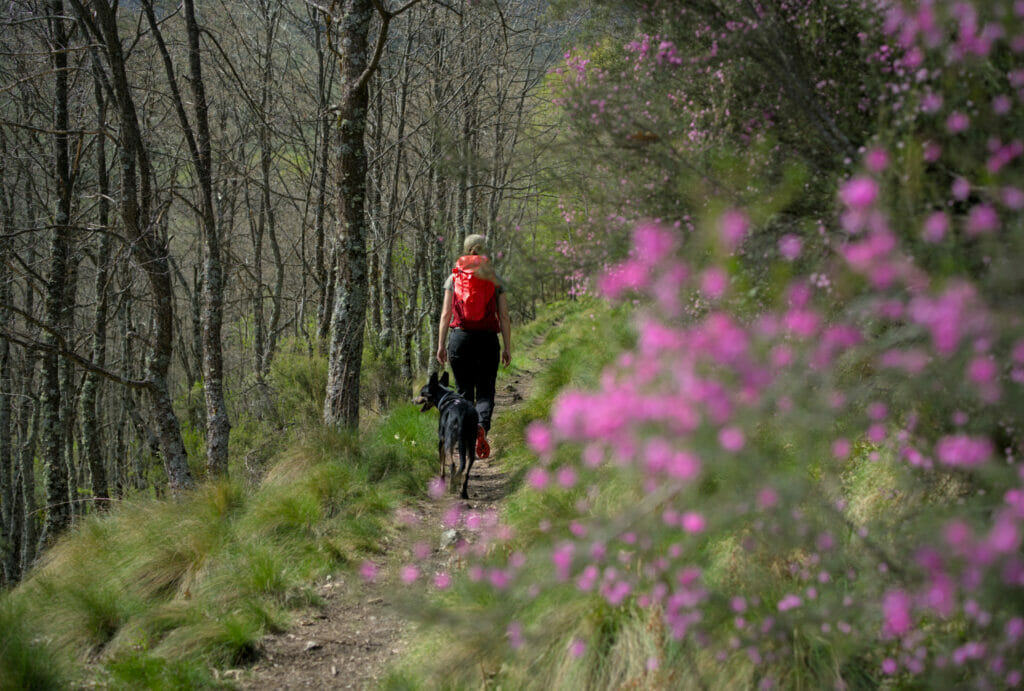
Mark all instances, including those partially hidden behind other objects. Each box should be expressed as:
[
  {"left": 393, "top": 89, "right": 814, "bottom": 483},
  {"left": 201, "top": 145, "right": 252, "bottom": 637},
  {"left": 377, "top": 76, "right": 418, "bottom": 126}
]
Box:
[{"left": 448, "top": 329, "right": 500, "bottom": 431}]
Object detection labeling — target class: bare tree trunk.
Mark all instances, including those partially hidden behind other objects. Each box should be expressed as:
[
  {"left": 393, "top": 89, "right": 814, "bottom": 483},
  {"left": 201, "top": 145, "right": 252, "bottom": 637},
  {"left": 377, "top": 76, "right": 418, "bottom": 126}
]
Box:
[
  {"left": 379, "top": 35, "right": 412, "bottom": 352},
  {"left": 312, "top": 7, "right": 335, "bottom": 352},
  {"left": 188, "top": 0, "right": 230, "bottom": 477},
  {"left": 0, "top": 222, "right": 13, "bottom": 584},
  {"left": 367, "top": 79, "right": 384, "bottom": 341},
  {"left": 80, "top": 68, "right": 111, "bottom": 509},
  {"left": 254, "top": 0, "right": 283, "bottom": 379},
  {"left": 16, "top": 245, "right": 39, "bottom": 573},
  {"left": 323, "top": 0, "right": 375, "bottom": 427},
  {"left": 401, "top": 189, "right": 428, "bottom": 388},
  {"left": 19, "top": 389, "right": 40, "bottom": 572},
  {"left": 0, "top": 124, "right": 17, "bottom": 582},
  {"left": 39, "top": 0, "right": 74, "bottom": 548},
  {"left": 427, "top": 152, "right": 450, "bottom": 376}
]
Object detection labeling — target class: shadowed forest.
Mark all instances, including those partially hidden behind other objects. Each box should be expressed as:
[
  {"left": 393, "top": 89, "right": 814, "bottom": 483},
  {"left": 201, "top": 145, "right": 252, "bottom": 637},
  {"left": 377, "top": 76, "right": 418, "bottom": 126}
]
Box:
[{"left": 2, "top": 0, "right": 1024, "bottom": 688}]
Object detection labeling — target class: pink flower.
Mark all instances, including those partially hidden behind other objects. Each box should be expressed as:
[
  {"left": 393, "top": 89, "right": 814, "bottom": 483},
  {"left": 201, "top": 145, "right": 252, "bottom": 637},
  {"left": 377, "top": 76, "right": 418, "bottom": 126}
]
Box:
[
  {"left": 882, "top": 589, "right": 912, "bottom": 636},
  {"left": 778, "top": 234, "right": 802, "bottom": 260},
  {"left": 557, "top": 466, "right": 578, "bottom": 488},
  {"left": 488, "top": 568, "right": 511, "bottom": 589},
  {"left": 757, "top": 487, "right": 779, "bottom": 510},
  {"left": 966, "top": 204, "right": 999, "bottom": 235},
  {"left": 952, "top": 177, "right": 971, "bottom": 201},
  {"left": 865, "top": 147, "right": 889, "bottom": 172},
  {"left": 718, "top": 426, "right": 745, "bottom": 452},
  {"left": 507, "top": 621, "right": 524, "bottom": 649},
  {"left": 921, "top": 92, "right": 943, "bottom": 113},
  {"left": 633, "top": 222, "right": 676, "bottom": 256},
  {"left": 777, "top": 594, "right": 802, "bottom": 611},
  {"left": 924, "top": 572, "right": 955, "bottom": 617},
  {"left": 400, "top": 564, "right": 420, "bottom": 584},
  {"left": 1002, "top": 186, "right": 1024, "bottom": 210},
  {"left": 968, "top": 356, "right": 997, "bottom": 383},
  {"left": 434, "top": 571, "right": 451, "bottom": 589},
  {"left": 360, "top": 560, "right": 379, "bottom": 582},
  {"left": 908, "top": 283, "right": 983, "bottom": 356},
  {"left": 701, "top": 267, "right": 728, "bottom": 300},
  {"left": 868, "top": 402, "right": 888, "bottom": 421},
  {"left": 681, "top": 512, "right": 705, "bottom": 534},
  {"left": 944, "top": 519, "right": 973, "bottom": 551},
  {"left": 667, "top": 451, "right": 701, "bottom": 480},
  {"left": 569, "top": 638, "right": 586, "bottom": 658},
  {"left": 946, "top": 111, "right": 970, "bottom": 133},
  {"left": 987, "top": 512, "right": 1021, "bottom": 553},
  {"left": 867, "top": 423, "right": 886, "bottom": 443},
  {"left": 526, "top": 467, "right": 549, "bottom": 491},
  {"left": 552, "top": 542, "right": 574, "bottom": 581},
  {"left": 839, "top": 177, "right": 879, "bottom": 208},
  {"left": 719, "top": 209, "right": 750, "bottom": 249},
  {"left": 935, "top": 434, "right": 993, "bottom": 467},
  {"left": 526, "top": 422, "right": 553, "bottom": 456},
  {"left": 923, "top": 212, "right": 948, "bottom": 242},
  {"left": 832, "top": 438, "right": 852, "bottom": 459},
  {"left": 1006, "top": 617, "right": 1024, "bottom": 642}
]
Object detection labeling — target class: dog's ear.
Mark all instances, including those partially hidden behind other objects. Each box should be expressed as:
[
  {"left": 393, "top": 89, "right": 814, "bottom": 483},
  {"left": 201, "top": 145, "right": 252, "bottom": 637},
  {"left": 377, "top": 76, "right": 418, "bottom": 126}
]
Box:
[
  {"left": 428, "top": 371, "right": 438, "bottom": 386},
  {"left": 440, "top": 371, "right": 450, "bottom": 387}
]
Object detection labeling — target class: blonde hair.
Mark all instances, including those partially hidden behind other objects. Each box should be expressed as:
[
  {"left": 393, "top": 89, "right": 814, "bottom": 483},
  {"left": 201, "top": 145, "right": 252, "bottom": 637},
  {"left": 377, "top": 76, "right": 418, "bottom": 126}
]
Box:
[
  {"left": 463, "top": 234, "right": 487, "bottom": 256},
  {"left": 460, "top": 234, "right": 496, "bottom": 282}
]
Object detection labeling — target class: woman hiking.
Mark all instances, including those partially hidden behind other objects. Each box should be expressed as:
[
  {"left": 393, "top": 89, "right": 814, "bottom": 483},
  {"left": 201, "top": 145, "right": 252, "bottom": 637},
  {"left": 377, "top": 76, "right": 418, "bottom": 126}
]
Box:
[{"left": 436, "top": 234, "right": 512, "bottom": 459}]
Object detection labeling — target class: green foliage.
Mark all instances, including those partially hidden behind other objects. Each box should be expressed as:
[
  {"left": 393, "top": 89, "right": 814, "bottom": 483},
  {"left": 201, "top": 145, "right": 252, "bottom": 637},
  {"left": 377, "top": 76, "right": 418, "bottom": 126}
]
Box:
[
  {"left": 267, "top": 341, "right": 328, "bottom": 426},
  {"left": 361, "top": 344, "right": 410, "bottom": 415}
]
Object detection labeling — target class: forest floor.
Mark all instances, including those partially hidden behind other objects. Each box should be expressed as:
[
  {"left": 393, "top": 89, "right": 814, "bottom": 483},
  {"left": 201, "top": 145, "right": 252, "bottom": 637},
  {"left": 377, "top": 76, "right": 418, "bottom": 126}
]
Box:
[{"left": 234, "top": 372, "right": 532, "bottom": 690}]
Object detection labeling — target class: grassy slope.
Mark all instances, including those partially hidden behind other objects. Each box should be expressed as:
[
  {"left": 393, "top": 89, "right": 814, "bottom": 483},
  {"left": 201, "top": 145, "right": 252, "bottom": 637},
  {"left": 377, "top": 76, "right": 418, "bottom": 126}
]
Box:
[{"left": 0, "top": 349, "right": 440, "bottom": 689}]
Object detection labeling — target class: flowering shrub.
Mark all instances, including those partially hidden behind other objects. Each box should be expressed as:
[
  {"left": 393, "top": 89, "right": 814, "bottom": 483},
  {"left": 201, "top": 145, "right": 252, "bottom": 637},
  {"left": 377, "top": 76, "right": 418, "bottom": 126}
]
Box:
[
  {"left": 398, "top": 0, "right": 1024, "bottom": 687},
  {"left": 539, "top": 0, "right": 904, "bottom": 295}
]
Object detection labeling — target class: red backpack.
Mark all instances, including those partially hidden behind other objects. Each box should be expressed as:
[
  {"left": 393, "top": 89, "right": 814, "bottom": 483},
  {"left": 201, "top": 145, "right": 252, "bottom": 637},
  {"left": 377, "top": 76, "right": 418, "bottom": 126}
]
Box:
[{"left": 450, "top": 255, "right": 499, "bottom": 332}]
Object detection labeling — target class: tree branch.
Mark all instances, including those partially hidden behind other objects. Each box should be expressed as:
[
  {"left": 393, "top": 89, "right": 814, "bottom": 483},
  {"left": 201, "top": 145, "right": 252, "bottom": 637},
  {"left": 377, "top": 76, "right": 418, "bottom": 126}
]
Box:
[{"left": 0, "top": 324, "right": 151, "bottom": 391}]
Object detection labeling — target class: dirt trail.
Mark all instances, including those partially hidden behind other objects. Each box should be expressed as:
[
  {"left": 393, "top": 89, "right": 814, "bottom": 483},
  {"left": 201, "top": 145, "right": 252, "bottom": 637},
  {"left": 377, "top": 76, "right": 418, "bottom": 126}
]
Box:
[{"left": 235, "top": 373, "right": 532, "bottom": 690}]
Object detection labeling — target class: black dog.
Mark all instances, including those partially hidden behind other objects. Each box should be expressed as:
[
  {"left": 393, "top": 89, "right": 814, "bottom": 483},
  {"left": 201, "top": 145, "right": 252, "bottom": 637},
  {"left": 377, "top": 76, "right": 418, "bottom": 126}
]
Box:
[{"left": 415, "top": 371, "right": 478, "bottom": 499}]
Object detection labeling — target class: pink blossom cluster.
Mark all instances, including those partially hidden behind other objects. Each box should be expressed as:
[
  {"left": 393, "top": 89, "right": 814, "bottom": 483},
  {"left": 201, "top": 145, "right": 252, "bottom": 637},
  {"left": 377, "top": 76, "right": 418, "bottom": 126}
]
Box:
[{"left": 472, "top": 0, "right": 1024, "bottom": 686}]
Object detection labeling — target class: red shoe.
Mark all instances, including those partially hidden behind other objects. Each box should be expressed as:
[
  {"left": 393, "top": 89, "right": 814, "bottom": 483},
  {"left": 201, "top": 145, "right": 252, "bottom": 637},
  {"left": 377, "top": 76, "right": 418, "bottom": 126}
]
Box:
[{"left": 476, "top": 424, "right": 490, "bottom": 459}]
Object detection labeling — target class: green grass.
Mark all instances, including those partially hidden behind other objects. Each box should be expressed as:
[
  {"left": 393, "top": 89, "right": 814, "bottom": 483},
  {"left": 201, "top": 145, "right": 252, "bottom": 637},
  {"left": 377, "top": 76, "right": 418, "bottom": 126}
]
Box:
[
  {"left": 0, "top": 346, "right": 437, "bottom": 688},
  {"left": 0, "top": 597, "right": 71, "bottom": 690}
]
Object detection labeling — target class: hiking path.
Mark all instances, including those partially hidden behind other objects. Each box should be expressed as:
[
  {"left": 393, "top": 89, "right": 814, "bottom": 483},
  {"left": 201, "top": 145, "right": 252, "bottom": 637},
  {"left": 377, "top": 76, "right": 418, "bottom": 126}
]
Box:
[{"left": 234, "top": 366, "right": 537, "bottom": 689}]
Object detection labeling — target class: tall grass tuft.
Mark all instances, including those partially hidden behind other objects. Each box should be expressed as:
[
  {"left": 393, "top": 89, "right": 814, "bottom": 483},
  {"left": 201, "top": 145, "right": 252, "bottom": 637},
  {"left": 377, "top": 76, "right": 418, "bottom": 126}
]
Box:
[{"left": 0, "top": 598, "right": 69, "bottom": 689}]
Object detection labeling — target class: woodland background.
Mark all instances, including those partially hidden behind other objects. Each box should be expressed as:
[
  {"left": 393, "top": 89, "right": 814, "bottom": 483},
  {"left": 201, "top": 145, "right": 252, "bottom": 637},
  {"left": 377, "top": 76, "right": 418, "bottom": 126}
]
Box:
[{"left": 0, "top": 0, "right": 570, "bottom": 581}]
